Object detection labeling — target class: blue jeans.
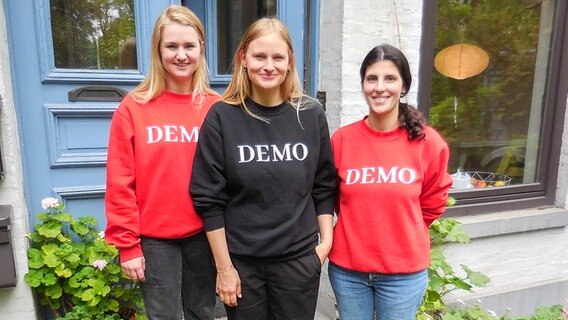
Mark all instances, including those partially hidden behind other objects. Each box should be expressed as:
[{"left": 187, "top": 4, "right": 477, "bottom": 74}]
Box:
[
  {"left": 140, "top": 232, "right": 216, "bottom": 320},
  {"left": 328, "top": 262, "right": 427, "bottom": 320}
]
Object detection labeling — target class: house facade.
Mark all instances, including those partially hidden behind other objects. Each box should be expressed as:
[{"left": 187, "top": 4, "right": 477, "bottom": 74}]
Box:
[{"left": 0, "top": 0, "right": 566, "bottom": 319}]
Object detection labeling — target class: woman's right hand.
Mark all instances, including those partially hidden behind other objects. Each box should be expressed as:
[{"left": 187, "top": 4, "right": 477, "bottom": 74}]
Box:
[
  {"left": 121, "top": 256, "right": 146, "bottom": 282},
  {"left": 216, "top": 265, "right": 242, "bottom": 307}
]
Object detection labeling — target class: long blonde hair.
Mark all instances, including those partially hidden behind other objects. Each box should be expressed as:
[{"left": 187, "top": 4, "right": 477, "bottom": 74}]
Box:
[
  {"left": 222, "top": 18, "right": 305, "bottom": 121},
  {"left": 131, "top": 5, "right": 217, "bottom": 104}
]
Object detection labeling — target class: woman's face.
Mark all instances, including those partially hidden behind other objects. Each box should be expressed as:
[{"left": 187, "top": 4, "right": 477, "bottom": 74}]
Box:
[
  {"left": 241, "top": 32, "right": 291, "bottom": 103},
  {"left": 160, "top": 22, "right": 202, "bottom": 93},
  {"left": 362, "top": 60, "right": 405, "bottom": 119}
]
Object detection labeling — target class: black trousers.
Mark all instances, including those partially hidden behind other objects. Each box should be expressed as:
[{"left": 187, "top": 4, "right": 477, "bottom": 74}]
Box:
[{"left": 225, "top": 252, "right": 322, "bottom": 320}]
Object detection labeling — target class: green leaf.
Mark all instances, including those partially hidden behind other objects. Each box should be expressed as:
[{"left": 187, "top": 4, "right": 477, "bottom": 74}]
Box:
[
  {"left": 45, "top": 284, "right": 63, "bottom": 299},
  {"left": 27, "top": 248, "right": 45, "bottom": 269},
  {"left": 462, "top": 265, "right": 490, "bottom": 287},
  {"left": 52, "top": 212, "right": 74, "bottom": 222},
  {"left": 55, "top": 263, "right": 73, "bottom": 278},
  {"left": 81, "top": 288, "right": 96, "bottom": 302},
  {"left": 43, "top": 252, "right": 61, "bottom": 268},
  {"left": 37, "top": 221, "right": 63, "bottom": 238},
  {"left": 43, "top": 272, "right": 57, "bottom": 286},
  {"left": 24, "top": 269, "right": 43, "bottom": 287}
]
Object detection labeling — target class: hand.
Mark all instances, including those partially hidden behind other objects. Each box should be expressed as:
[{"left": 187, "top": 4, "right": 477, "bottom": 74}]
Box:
[
  {"left": 216, "top": 266, "right": 242, "bottom": 307},
  {"left": 315, "top": 240, "right": 332, "bottom": 265},
  {"left": 121, "top": 256, "right": 146, "bottom": 282}
]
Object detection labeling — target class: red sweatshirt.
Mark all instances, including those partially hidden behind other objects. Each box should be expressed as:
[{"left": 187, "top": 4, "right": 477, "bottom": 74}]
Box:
[
  {"left": 329, "top": 119, "right": 452, "bottom": 274},
  {"left": 105, "top": 91, "right": 219, "bottom": 262}
]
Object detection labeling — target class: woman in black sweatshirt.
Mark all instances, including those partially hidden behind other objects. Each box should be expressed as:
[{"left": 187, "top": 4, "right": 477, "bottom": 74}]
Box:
[{"left": 190, "top": 17, "right": 337, "bottom": 320}]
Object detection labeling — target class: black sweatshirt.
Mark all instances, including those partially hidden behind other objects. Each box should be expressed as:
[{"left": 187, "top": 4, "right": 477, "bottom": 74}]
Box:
[{"left": 190, "top": 97, "right": 337, "bottom": 261}]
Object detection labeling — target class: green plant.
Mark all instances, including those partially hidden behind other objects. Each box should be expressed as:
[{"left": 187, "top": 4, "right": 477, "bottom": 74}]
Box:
[
  {"left": 417, "top": 198, "right": 491, "bottom": 319},
  {"left": 441, "top": 303, "right": 566, "bottom": 320},
  {"left": 24, "top": 198, "right": 146, "bottom": 320}
]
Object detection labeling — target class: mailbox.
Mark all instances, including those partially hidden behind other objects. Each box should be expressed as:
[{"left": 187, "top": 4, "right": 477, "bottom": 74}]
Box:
[{"left": 0, "top": 205, "right": 16, "bottom": 288}]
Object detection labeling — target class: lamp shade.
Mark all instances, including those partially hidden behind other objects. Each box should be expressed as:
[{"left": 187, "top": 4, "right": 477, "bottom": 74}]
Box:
[{"left": 434, "top": 44, "right": 489, "bottom": 80}]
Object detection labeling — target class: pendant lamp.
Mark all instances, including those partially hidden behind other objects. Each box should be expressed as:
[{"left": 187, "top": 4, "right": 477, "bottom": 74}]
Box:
[{"left": 434, "top": 43, "right": 489, "bottom": 80}]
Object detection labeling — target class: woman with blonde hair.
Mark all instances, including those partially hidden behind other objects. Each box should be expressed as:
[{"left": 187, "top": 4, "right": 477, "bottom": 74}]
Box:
[
  {"left": 105, "top": 5, "right": 219, "bottom": 319},
  {"left": 190, "top": 17, "right": 336, "bottom": 320}
]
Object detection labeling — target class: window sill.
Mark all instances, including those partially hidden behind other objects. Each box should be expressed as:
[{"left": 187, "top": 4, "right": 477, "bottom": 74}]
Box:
[{"left": 455, "top": 207, "right": 568, "bottom": 239}]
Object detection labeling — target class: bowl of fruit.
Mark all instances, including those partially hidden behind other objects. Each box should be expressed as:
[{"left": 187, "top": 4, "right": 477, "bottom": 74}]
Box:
[{"left": 466, "top": 171, "right": 511, "bottom": 188}]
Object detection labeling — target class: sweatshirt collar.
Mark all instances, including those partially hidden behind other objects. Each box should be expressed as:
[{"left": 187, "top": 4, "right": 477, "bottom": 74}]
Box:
[
  {"left": 161, "top": 90, "right": 193, "bottom": 104},
  {"left": 358, "top": 116, "right": 406, "bottom": 141},
  {"left": 245, "top": 97, "right": 290, "bottom": 116}
]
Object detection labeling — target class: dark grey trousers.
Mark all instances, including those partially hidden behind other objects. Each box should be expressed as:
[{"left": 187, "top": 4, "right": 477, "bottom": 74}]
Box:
[{"left": 140, "top": 232, "right": 216, "bottom": 320}]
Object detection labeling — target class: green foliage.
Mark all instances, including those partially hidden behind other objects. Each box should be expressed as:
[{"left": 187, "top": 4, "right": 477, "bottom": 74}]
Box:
[
  {"left": 417, "top": 197, "right": 490, "bottom": 319},
  {"left": 24, "top": 198, "right": 146, "bottom": 320},
  {"left": 417, "top": 198, "right": 566, "bottom": 319},
  {"left": 440, "top": 304, "right": 566, "bottom": 320}
]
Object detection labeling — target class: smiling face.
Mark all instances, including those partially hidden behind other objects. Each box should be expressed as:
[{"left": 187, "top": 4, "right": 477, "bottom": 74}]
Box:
[
  {"left": 362, "top": 60, "right": 405, "bottom": 129},
  {"left": 241, "top": 32, "right": 291, "bottom": 105},
  {"left": 160, "top": 22, "right": 202, "bottom": 94}
]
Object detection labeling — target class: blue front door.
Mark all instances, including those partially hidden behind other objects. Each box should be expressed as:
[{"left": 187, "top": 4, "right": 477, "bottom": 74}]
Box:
[
  {"left": 4, "top": 0, "right": 174, "bottom": 227},
  {"left": 5, "top": 0, "right": 312, "bottom": 230}
]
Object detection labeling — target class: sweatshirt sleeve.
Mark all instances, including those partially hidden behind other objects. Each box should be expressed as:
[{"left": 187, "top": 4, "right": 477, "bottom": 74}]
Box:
[
  {"left": 311, "top": 109, "right": 337, "bottom": 215},
  {"left": 420, "top": 139, "right": 453, "bottom": 226},
  {"left": 104, "top": 102, "right": 142, "bottom": 263},
  {"left": 190, "top": 107, "right": 229, "bottom": 231}
]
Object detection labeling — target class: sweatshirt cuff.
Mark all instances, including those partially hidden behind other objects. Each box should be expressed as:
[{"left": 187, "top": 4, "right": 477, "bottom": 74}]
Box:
[
  {"left": 119, "top": 245, "right": 143, "bottom": 263},
  {"left": 316, "top": 201, "right": 336, "bottom": 216},
  {"left": 202, "top": 214, "right": 225, "bottom": 231}
]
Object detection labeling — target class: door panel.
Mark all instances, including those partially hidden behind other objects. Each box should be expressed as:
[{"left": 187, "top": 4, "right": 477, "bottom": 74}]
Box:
[{"left": 4, "top": 0, "right": 172, "bottom": 228}]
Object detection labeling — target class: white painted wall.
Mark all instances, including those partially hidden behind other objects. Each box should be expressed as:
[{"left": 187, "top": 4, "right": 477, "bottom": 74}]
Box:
[{"left": 0, "top": 1, "right": 38, "bottom": 319}]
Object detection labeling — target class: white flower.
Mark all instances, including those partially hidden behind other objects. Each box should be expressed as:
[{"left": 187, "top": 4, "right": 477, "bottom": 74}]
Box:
[
  {"left": 98, "top": 231, "right": 105, "bottom": 239},
  {"left": 487, "top": 309, "right": 496, "bottom": 316},
  {"left": 41, "top": 197, "right": 60, "bottom": 210},
  {"left": 93, "top": 259, "right": 108, "bottom": 270}
]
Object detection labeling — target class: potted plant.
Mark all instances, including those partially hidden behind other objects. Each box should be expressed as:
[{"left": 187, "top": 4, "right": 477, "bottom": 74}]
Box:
[{"left": 24, "top": 198, "right": 146, "bottom": 320}]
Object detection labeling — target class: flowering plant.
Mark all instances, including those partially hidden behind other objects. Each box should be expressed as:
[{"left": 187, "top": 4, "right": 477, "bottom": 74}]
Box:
[{"left": 24, "top": 198, "right": 146, "bottom": 320}]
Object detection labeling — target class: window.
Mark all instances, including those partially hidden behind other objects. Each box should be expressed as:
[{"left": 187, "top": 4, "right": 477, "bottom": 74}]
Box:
[
  {"left": 49, "top": 0, "right": 137, "bottom": 70},
  {"left": 216, "top": 0, "right": 276, "bottom": 75},
  {"left": 420, "top": 0, "right": 568, "bottom": 214}
]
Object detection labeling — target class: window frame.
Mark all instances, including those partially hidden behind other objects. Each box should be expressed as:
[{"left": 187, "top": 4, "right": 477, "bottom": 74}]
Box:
[
  {"left": 34, "top": 0, "right": 151, "bottom": 84},
  {"left": 192, "top": 0, "right": 306, "bottom": 90},
  {"left": 418, "top": 0, "right": 568, "bottom": 216}
]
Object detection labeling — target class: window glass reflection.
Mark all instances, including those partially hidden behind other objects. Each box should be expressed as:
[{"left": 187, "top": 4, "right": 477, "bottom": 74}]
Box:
[
  {"left": 50, "top": 0, "right": 137, "bottom": 70},
  {"left": 429, "top": 0, "right": 555, "bottom": 188},
  {"left": 216, "top": 0, "right": 277, "bottom": 74}
]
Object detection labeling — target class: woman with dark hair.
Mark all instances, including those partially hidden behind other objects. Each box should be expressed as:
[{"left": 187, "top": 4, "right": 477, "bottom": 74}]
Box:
[{"left": 328, "top": 43, "right": 453, "bottom": 320}]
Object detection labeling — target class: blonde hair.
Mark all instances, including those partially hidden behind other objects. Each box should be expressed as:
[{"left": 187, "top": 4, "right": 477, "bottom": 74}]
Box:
[
  {"left": 131, "top": 5, "right": 217, "bottom": 104},
  {"left": 222, "top": 18, "right": 305, "bottom": 121}
]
